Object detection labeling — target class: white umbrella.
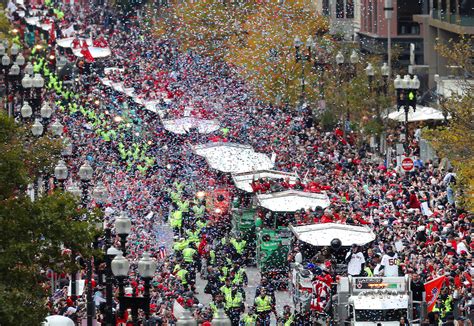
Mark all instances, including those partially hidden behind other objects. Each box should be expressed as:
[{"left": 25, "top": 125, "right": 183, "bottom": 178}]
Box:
[
  {"left": 290, "top": 223, "right": 376, "bottom": 247},
  {"left": 256, "top": 190, "right": 331, "bottom": 212},
  {"left": 232, "top": 170, "right": 298, "bottom": 193},
  {"left": 162, "top": 117, "right": 220, "bottom": 135}
]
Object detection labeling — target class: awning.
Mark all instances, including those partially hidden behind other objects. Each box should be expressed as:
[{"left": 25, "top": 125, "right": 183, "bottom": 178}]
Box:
[
  {"left": 256, "top": 190, "right": 330, "bottom": 212},
  {"left": 232, "top": 170, "right": 297, "bottom": 193},
  {"left": 162, "top": 117, "right": 220, "bottom": 135},
  {"left": 290, "top": 223, "right": 376, "bottom": 246},
  {"left": 44, "top": 315, "right": 75, "bottom": 326}
]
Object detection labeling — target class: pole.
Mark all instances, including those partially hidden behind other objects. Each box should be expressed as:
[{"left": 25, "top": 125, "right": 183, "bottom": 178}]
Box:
[
  {"left": 385, "top": 0, "right": 393, "bottom": 76},
  {"left": 143, "top": 278, "right": 151, "bottom": 322},
  {"left": 86, "top": 258, "right": 94, "bottom": 326},
  {"left": 119, "top": 234, "right": 127, "bottom": 256},
  {"left": 405, "top": 106, "right": 409, "bottom": 151},
  {"left": 104, "top": 228, "right": 114, "bottom": 326},
  {"left": 300, "top": 58, "right": 305, "bottom": 109}
]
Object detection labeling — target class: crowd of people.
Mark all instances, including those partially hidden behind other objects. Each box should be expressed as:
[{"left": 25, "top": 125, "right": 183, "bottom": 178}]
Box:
[{"left": 8, "top": 1, "right": 473, "bottom": 325}]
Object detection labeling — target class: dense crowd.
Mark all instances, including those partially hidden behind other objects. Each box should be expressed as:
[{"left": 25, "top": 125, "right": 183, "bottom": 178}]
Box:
[{"left": 8, "top": 1, "right": 473, "bottom": 325}]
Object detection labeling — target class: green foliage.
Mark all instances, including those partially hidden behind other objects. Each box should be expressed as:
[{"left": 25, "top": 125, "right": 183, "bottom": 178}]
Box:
[
  {"left": 319, "top": 109, "right": 337, "bottom": 131},
  {"left": 0, "top": 112, "right": 101, "bottom": 324}
]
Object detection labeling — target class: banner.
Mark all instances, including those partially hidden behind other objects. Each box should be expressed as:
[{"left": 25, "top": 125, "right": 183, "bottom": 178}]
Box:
[{"left": 424, "top": 276, "right": 445, "bottom": 312}]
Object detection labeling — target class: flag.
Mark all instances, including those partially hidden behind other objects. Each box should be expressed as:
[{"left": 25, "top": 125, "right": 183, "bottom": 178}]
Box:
[
  {"left": 425, "top": 276, "right": 445, "bottom": 312},
  {"left": 158, "top": 245, "right": 167, "bottom": 260}
]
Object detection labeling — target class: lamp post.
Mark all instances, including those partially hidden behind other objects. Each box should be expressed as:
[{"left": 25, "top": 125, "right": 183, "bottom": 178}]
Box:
[
  {"left": 78, "top": 160, "right": 93, "bottom": 206},
  {"left": 115, "top": 212, "right": 131, "bottom": 255},
  {"left": 394, "top": 74, "right": 420, "bottom": 150},
  {"left": 176, "top": 309, "right": 197, "bottom": 325},
  {"left": 294, "top": 35, "right": 313, "bottom": 109},
  {"left": 212, "top": 308, "right": 232, "bottom": 326},
  {"left": 31, "top": 73, "right": 44, "bottom": 115},
  {"left": 335, "top": 49, "right": 359, "bottom": 136},
  {"left": 104, "top": 232, "right": 119, "bottom": 326},
  {"left": 7, "top": 63, "right": 20, "bottom": 117},
  {"left": 111, "top": 251, "right": 158, "bottom": 326},
  {"left": 40, "top": 102, "right": 53, "bottom": 124},
  {"left": 54, "top": 160, "right": 68, "bottom": 189}
]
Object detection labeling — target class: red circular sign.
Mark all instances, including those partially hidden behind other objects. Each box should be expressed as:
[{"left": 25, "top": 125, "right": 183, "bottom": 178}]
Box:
[{"left": 402, "top": 157, "right": 414, "bottom": 171}]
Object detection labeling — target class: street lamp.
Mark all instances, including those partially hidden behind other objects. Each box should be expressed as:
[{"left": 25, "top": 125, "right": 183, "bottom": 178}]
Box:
[
  {"left": 24, "top": 62, "right": 34, "bottom": 75},
  {"left": 20, "top": 101, "right": 32, "bottom": 118},
  {"left": 61, "top": 137, "right": 73, "bottom": 157},
  {"left": 78, "top": 161, "right": 93, "bottom": 182},
  {"left": 15, "top": 52, "right": 25, "bottom": 66},
  {"left": 10, "top": 43, "right": 20, "bottom": 57},
  {"left": 31, "top": 118, "right": 44, "bottom": 136},
  {"left": 92, "top": 181, "right": 108, "bottom": 203},
  {"left": 294, "top": 35, "right": 314, "bottom": 109},
  {"left": 54, "top": 160, "right": 68, "bottom": 189},
  {"left": 67, "top": 183, "right": 83, "bottom": 198},
  {"left": 394, "top": 74, "right": 420, "bottom": 149},
  {"left": 50, "top": 120, "right": 64, "bottom": 137},
  {"left": 115, "top": 212, "right": 131, "bottom": 255}
]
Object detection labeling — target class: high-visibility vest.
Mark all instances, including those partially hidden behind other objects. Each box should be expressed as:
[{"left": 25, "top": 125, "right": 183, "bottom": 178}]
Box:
[
  {"left": 177, "top": 200, "right": 189, "bottom": 212},
  {"left": 225, "top": 292, "right": 243, "bottom": 309},
  {"left": 231, "top": 239, "right": 247, "bottom": 254},
  {"left": 241, "top": 314, "right": 256, "bottom": 325},
  {"left": 176, "top": 269, "right": 188, "bottom": 285},
  {"left": 170, "top": 211, "right": 183, "bottom": 228},
  {"left": 173, "top": 240, "right": 188, "bottom": 252},
  {"left": 173, "top": 264, "right": 181, "bottom": 273},
  {"left": 220, "top": 285, "right": 231, "bottom": 297},
  {"left": 209, "top": 302, "right": 218, "bottom": 317},
  {"left": 219, "top": 266, "right": 229, "bottom": 282},
  {"left": 364, "top": 266, "right": 373, "bottom": 277},
  {"left": 182, "top": 248, "right": 196, "bottom": 263},
  {"left": 255, "top": 295, "right": 272, "bottom": 312},
  {"left": 209, "top": 250, "right": 216, "bottom": 265},
  {"left": 284, "top": 314, "right": 294, "bottom": 326},
  {"left": 186, "top": 230, "right": 200, "bottom": 243},
  {"left": 232, "top": 268, "right": 245, "bottom": 285},
  {"left": 193, "top": 205, "right": 205, "bottom": 217}
]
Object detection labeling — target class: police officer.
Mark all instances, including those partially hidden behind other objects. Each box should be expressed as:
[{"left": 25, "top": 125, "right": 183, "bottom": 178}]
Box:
[
  {"left": 254, "top": 288, "right": 275, "bottom": 326},
  {"left": 225, "top": 286, "right": 244, "bottom": 326},
  {"left": 240, "top": 306, "right": 257, "bottom": 325}
]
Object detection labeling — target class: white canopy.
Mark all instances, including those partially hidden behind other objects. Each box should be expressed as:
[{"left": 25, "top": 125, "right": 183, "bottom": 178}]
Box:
[
  {"left": 194, "top": 142, "right": 253, "bottom": 158},
  {"left": 386, "top": 105, "right": 449, "bottom": 122},
  {"left": 162, "top": 117, "right": 220, "bottom": 135},
  {"left": 56, "top": 37, "right": 92, "bottom": 48},
  {"left": 353, "top": 295, "right": 409, "bottom": 310},
  {"left": 290, "top": 223, "right": 376, "bottom": 247},
  {"left": 207, "top": 151, "right": 274, "bottom": 173},
  {"left": 256, "top": 190, "right": 330, "bottom": 212},
  {"left": 43, "top": 315, "right": 74, "bottom": 326},
  {"left": 232, "top": 170, "right": 298, "bottom": 193},
  {"left": 73, "top": 47, "right": 111, "bottom": 59},
  {"left": 24, "top": 16, "right": 40, "bottom": 26}
]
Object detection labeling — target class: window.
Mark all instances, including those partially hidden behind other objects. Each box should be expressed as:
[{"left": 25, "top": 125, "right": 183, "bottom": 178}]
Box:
[
  {"left": 346, "top": 0, "right": 354, "bottom": 18},
  {"left": 337, "top": 0, "right": 345, "bottom": 18}
]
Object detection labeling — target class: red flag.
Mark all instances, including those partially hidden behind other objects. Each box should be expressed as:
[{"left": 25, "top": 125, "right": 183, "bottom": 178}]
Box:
[
  {"left": 48, "top": 23, "right": 56, "bottom": 44},
  {"left": 424, "top": 276, "right": 445, "bottom": 312},
  {"left": 80, "top": 43, "right": 95, "bottom": 63}
]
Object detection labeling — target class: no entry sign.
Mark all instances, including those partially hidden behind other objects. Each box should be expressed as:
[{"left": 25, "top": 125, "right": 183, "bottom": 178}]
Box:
[{"left": 401, "top": 157, "right": 414, "bottom": 172}]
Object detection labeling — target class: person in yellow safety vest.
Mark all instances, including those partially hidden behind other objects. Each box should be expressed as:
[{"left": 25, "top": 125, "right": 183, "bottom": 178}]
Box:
[
  {"left": 241, "top": 306, "right": 257, "bottom": 326},
  {"left": 254, "top": 288, "right": 275, "bottom": 326},
  {"left": 192, "top": 203, "right": 206, "bottom": 218},
  {"left": 170, "top": 210, "right": 183, "bottom": 235},
  {"left": 219, "top": 265, "right": 230, "bottom": 283},
  {"left": 176, "top": 268, "right": 189, "bottom": 288},
  {"left": 208, "top": 249, "right": 216, "bottom": 266},
  {"left": 220, "top": 279, "right": 233, "bottom": 298},
  {"left": 177, "top": 199, "right": 189, "bottom": 212},
  {"left": 225, "top": 287, "right": 244, "bottom": 325},
  {"left": 182, "top": 245, "right": 197, "bottom": 264},
  {"left": 173, "top": 237, "right": 188, "bottom": 260},
  {"left": 186, "top": 227, "right": 200, "bottom": 244},
  {"left": 230, "top": 237, "right": 247, "bottom": 256},
  {"left": 231, "top": 266, "right": 248, "bottom": 287},
  {"left": 209, "top": 293, "right": 225, "bottom": 318}
]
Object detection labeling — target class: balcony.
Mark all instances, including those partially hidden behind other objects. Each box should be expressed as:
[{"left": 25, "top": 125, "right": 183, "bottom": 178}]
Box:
[{"left": 431, "top": 10, "right": 474, "bottom": 27}]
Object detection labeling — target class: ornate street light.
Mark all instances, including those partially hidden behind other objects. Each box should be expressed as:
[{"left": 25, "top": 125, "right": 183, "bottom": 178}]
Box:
[
  {"left": 50, "top": 120, "right": 64, "bottom": 137},
  {"left": 15, "top": 53, "right": 25, "bottom": 65},
  {"left": 61, "top": 137, "right": 73, "bottom": 157},
  {"left": 138, "top": 252, "right": 157, "bottom": 279},
  {"left": 78, "top": 161, "right": 93, "bottom": 181},
  {"left": 24, "top": 62, "right": 34, "bottom": 75},
  {"left": 115, "top": 212, "right": 131, "bottom": 254},
  {"left": 335, "top": 51, "right": 344, "bottom": 65},
  {"left": 0, "top": 43, "right": 5, "bottom": 56},
  {"left": 212, "top": 308, "right": 232, "bottom": 326},
  {"left": 92, "top": 181, "right": 108, "bottom": 202},
  {"left": 394, "top": 74, "right": 420, "bottom": 148},
  {"left": 9, "top": 63, "right": 20, "bottom": 75},
  {"left": 32, "top": 73, "right": 44, "bottom": 88},
  {"left": 54, "top": 160, "right": 68, "bottom": 185},
  {"left": 176, "top": 309, "right": 197, "bottom": 326},
  {"left": 31, "top": 118, "right": 44, "bottom": 136},
  {"left": 22, "top": 74, "right": 32, "bottom": 89},
  {"left": 20, "top": 101, "right": 32, "bottom": 118},
  {"left": 349, "top": 49, "right": 360, "bottom": 64},
  {"left": 10, "top": 43, "right": 20, "bottom": 56},
  {"left": 40, "top": 102, "right": 53, "bottom": 119},
  {"left": 111, "top": 251, "right": 130, "bottom": 277}
]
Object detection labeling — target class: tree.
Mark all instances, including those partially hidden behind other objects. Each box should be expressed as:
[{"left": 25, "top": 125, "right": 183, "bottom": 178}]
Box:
[
  {"left": 0, "top": 112, "right": 100, "bottom": 325},
  {"left": 154, "top": 1, "right": 258, "bottom": 59},
  {"left": 225, "top": 1, "right": 330, "bottom": 106},
  {"left": 423, "top": 36, "right": 474, "bottom": 211}
]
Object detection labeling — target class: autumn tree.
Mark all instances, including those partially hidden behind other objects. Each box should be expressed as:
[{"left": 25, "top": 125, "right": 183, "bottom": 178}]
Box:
[
  {"left": 423, "top": 36, "right": 474, "bottom": 211},
  {"left": 0, "top": 112, "right": 101, "bottom": 325},
  {"left": 225, "top": 1, "right": 330, "bottom": 106}
]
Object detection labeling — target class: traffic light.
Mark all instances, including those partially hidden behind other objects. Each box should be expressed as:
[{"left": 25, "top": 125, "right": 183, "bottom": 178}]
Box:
[{"left": 407, "top": 90, "right": 417, "bottom": 111}]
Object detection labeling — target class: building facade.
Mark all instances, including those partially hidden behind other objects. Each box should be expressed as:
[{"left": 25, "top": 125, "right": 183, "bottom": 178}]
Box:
[
  {"left": 358, "top": 0, "right": 428, "bottom": 67},
  {"left": 413, "top": 0, "right": 474, "bottom": 87}
]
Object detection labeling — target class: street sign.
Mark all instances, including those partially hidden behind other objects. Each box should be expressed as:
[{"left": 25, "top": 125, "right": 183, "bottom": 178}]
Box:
[{"left": 401, "top": 156, "right": 414, "bottom": 171}]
